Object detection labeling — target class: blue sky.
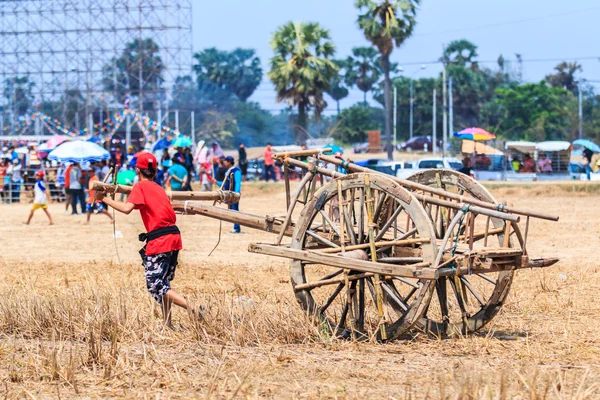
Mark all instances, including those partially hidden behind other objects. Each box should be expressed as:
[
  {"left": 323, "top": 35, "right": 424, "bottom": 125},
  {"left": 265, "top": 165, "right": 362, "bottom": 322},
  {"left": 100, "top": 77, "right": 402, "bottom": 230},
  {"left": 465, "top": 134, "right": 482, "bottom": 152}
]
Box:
[{"left": 194, "top": 0, "right": 600, "bottom": 113}]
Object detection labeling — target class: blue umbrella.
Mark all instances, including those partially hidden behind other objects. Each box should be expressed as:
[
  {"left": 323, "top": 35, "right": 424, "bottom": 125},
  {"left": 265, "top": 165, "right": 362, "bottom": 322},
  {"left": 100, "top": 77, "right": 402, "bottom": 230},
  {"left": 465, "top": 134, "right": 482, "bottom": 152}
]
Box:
[
  {"left": 48, "top": 140, "right": 110, "bottom": 163},
  {"left": 323, "top": 144, "right": 344, "bottom": 155},
  {"left": 152, "top": 138, "right": 171, "bottom": 151},
  {"left": 573, "top": 138, "right": 600, "bottom": 153},
  {"left": 171, "top": 136, "right": 193, "bottom": 148}
]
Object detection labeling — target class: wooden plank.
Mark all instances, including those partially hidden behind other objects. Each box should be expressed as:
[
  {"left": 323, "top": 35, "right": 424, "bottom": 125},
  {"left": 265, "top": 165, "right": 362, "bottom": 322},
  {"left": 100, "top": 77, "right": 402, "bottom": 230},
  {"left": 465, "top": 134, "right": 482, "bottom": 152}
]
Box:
[{"left": 248, "top": 243, "right": 438, "bottom": 279}]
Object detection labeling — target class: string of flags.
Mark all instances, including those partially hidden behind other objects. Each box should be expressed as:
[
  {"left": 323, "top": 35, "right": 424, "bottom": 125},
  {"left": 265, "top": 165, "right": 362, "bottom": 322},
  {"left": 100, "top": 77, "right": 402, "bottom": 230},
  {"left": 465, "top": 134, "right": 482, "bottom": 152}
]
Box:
[{"left": 2, "top": 109, "right": 183, "bottom": 142}]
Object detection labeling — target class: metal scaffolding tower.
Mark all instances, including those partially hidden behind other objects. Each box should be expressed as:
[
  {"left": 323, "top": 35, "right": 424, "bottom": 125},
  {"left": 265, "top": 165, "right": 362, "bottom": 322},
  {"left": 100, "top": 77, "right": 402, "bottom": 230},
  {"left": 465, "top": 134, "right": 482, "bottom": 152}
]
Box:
[{"left": 0, "top": 0, "right": 193, "bottom": 133}]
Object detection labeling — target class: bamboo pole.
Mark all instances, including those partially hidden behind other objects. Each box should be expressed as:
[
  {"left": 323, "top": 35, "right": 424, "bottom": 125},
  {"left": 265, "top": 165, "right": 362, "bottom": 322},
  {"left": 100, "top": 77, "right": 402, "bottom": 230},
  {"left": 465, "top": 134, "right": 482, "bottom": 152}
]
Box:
[
  {"left": 92, "top": 181, "right": 240, "bottom": 204},
  {"left": 282, "top": 157, "right": 520, "bottom": 223},
  {"left": 273, "top": 148, "right": 331, "bottom": 159},
  {"left": 317, "top": 154, "right": 559, "bottom": 222},
  {"left": 171, "top": 201, "right": 293, "bottom": 236},
  {"left": 365, "top": 175, "right": 387, "bottom": 340}
]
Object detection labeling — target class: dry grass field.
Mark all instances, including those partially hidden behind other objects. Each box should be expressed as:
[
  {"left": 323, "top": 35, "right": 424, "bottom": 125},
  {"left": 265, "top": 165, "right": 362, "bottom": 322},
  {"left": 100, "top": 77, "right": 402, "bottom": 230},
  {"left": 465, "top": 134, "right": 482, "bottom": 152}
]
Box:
[{"left": 1, "top": 181, "right": 600, "bottom": 399}]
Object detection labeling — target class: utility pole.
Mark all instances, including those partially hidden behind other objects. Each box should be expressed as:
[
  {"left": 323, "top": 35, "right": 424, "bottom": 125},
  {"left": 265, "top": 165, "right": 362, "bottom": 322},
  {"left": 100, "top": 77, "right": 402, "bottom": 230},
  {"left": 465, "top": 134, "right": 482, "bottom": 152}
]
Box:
[
  {"left": 157, "top": 106, "right": 162, "bottom": 138},
  {"left": 409, "top": 80, "right": 414, "bottom": 140},
  {"left": 578, "top": 81, "right": 584, "bottom": 139},
  {"left": 442, "top": 67, "right": 447, "bottom": 158},
  {"left": 449, "top": 78, "right": 454, "bottom": 138},
  {"left": 126, "top": 112, "right": 131, "bottom": 148},
  {"left": 432, "top": 88, "right": 437, "bottom": 156},
  {"left": 89, "top": 113, "right": 94, "bottom": 136},
  {"left": 175, "top": 109, "right": 179, "bottom": 134},
  {"left": 191, "top": 111, "right": 195, "bottom": 146},
  {"left": 393, "top": 87, "right": 397, "bottom": 153}
]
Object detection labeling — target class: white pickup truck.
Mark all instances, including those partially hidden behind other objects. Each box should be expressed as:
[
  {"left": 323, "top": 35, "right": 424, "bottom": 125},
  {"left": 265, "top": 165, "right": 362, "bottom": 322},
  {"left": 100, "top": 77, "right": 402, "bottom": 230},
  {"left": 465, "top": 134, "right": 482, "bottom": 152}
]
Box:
[
  {"left": 363, "top": 157, "right": 463, "bottom": 179},
  {"left": 395, "top": 157, "right": 463, "bottom": 179}
]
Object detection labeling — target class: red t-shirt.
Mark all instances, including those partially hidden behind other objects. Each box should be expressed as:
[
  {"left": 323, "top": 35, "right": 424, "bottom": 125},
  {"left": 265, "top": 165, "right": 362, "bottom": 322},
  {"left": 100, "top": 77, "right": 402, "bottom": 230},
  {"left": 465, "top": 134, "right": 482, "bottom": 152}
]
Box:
[{"left": 127, "top": 180, "right": 182, "bottom": 256}]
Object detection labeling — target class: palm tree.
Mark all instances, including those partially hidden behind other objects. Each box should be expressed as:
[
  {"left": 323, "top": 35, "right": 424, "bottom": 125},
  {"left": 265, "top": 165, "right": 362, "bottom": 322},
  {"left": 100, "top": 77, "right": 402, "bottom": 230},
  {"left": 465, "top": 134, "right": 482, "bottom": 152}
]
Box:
[
  {"left": 356, "top": 0, "right": 420, "bottom": 159},
  {"left": 268, "top": 21, "right": 338, "bottom": 143},
  {"left": 326, "top": 59, "right": 350, "bottom": 116},
  {"left": 345, "top": 46, "right": 381, "bottom": 104}
]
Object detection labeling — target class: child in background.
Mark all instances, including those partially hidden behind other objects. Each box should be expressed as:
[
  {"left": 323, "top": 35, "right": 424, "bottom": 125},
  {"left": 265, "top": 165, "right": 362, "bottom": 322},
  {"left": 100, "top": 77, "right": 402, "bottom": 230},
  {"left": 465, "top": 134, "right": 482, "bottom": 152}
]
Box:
[
  {"left": 199, "top": 162, "right": 213, "bottom": 192},
  {"left": 24, "top": 170, "right": 54, "bottom": 225},
  {"left": 84, "top": 168, "right": 114, "bottom": 225}
]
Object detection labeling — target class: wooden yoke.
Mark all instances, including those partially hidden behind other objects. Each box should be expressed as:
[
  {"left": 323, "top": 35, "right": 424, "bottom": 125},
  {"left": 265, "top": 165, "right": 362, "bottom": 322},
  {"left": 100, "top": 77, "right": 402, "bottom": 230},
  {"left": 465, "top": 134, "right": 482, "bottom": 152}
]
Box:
[{"left": 92, "top": 181, "right": 240, "bottom": 204}]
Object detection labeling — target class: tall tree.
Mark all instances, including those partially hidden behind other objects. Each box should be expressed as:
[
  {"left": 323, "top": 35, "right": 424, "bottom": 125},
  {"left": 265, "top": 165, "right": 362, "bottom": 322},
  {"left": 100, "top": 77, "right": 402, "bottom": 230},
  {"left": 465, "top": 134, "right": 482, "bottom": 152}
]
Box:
[
  {"left": 334, "top": 103, "right": 385, "bottom": 143},
  {"left": 193, "top": 48, "right": 262, "bottom": 102},
  {"left": 102, "top": 38, "right": 165, "bottom": 108},
  {"left": 345, "top": 46, "right": 381, "bottom": 104},
  {"left": 493, "top": 81, "right": 574, "bottom": 141},
  {"left": 356, "top": 0, "right": 420, "bottom": 159},
  {"left": 3, "top": 76, "right": 34, "bottom": 116},
  {"left": 441, "top": 39, "right": 479, "bottom": 69},
  {"left": 326, "top": 59, "right": 350, "bottom": 116},
  {"left": 546, "top": 61, "right": 582, "bottom": 94},
  {"left": 268, "top": 21, "right": 338, "bottom": 143}
]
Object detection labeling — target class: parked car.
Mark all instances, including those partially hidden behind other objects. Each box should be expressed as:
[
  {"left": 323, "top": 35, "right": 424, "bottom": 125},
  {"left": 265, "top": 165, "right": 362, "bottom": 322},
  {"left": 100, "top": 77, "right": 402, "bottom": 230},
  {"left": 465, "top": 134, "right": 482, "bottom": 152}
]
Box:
[
  {"left": 369, "top": 161, "right": 416, "bottom": 177},
  {"left": 396, "top": 157, "right": 463, "bottom": 179},
  {"left": 398, "top": 136, "right": 442, "bottom": 152},
  {"left": 353, "top": 142, "right": 370, "bottom": 154},
  {"left": 354, "top": 158, "right": 386, "bottom": 168},
  {"left": 246, "top": 158, "right": 264, "bottom": 181}
]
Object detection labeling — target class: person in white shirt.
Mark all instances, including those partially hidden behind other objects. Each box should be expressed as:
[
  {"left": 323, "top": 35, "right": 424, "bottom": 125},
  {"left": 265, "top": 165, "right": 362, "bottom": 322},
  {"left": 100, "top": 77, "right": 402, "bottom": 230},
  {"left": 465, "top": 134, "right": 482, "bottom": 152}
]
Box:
[{"left": 24, "top": 170, "right": 54, "bottom": 225}]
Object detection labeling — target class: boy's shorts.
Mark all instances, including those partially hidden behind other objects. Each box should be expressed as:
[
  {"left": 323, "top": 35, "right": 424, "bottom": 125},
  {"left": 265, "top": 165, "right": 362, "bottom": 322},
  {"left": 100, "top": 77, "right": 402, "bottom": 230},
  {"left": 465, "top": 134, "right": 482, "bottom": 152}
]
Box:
[
  {"left": 31, "top": 203, "right": 48, "bottom": 211},
  {"left": 141, "top": 250, "right": 179, "bottom": 303},
  {"left": 86, "top": 202, "right": 104, "bottom": 213}
]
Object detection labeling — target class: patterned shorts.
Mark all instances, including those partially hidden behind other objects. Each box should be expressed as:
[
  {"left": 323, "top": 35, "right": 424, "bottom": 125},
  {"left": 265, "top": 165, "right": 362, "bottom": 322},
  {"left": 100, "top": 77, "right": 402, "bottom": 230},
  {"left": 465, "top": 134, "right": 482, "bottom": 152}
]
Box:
[
  {"left": 86, "top": 202, "right": 104, "bottom": 213},
  {"left": 141, "top": 250, "right": 178, "bottom": 303}
]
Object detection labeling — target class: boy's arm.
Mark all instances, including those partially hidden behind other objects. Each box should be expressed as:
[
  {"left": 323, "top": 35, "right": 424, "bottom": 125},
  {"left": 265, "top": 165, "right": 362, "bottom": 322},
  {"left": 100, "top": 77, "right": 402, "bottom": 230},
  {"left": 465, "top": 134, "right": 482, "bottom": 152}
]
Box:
[{"left": 96, "top": 192, "right": 135, "bottom": 214}]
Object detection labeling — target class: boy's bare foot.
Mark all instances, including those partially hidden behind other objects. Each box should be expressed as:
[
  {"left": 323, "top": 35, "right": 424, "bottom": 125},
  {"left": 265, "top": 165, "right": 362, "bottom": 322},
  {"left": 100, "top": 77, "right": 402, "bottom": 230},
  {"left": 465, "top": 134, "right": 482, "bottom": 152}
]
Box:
[
  {"left": 49, "top": 222, "right": 54, "bottom": 225},
  {"left": 82, "top": 221, "right": 89, "bottom": 225},
  {"left": 22, "top": 221, "right": 29, "bottom": 225}
]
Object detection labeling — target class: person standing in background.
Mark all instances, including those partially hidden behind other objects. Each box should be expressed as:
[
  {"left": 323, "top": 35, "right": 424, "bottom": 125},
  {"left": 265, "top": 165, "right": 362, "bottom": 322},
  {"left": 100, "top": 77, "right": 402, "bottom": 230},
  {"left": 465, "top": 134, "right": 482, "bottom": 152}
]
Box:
[
  {"left": 167, "top": 158, "right": 188, "bottom": 192},
  {"left": 199, "top": 162, "right": 213, "bottom": 192},
  {"left": 238, "top": 143, "right": 248, "bottom": 181},
  {"left": 69, "top": 162, "right": 85, "bottom": 214},
  {"left": 10, "top": 158, "right": 23, "bottom": 203},
  {"left": 222, "top": 156, "right": 242, "bottom": 234},
  {"left": 583, "top": 147, "right": 594, "bottom": 181},
  {"left": 63, "top": 163, "right": 73, "bottom": 213},
  {"left": 263, "top": 143, "right": 276, "bottom": 182},
  {"left": 209, "top": 142, "right": 224, "bottom": 174},
  {"left": 215, "top": 156, "right": 227, "bottom": 187}
]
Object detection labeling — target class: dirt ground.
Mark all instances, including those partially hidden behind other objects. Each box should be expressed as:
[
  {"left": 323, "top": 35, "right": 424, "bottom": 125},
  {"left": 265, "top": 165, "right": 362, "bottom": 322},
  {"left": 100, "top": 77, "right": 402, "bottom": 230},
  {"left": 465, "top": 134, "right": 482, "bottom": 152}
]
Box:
[{"left": 1, "top": 181, "right": 600, "bottom": 399}]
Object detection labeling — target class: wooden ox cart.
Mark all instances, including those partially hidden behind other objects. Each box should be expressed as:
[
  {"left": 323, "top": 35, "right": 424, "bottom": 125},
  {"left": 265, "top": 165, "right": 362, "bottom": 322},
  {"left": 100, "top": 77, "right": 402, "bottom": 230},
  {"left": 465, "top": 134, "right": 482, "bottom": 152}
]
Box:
[{"left": 94, "top": 148, "right": 558, "bottom": 341}]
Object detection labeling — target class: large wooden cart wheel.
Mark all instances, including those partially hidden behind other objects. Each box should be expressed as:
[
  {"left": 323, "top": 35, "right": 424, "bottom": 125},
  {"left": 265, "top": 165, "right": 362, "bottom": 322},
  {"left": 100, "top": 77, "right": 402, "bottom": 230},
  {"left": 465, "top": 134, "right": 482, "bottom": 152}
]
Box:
[
  {"left": 289, "top": 173, "right": 438, "bottom": 341},
  {"left": 406, "top": 169, "right": 521, "bottom": 336}
]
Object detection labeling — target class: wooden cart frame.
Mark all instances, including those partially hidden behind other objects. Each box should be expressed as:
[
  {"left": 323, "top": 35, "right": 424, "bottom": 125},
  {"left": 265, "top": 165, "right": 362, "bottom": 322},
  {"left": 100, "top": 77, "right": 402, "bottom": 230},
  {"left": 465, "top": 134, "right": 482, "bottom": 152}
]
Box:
[{"left": 96, "top": 149, "right": 559, "bottom": 341}]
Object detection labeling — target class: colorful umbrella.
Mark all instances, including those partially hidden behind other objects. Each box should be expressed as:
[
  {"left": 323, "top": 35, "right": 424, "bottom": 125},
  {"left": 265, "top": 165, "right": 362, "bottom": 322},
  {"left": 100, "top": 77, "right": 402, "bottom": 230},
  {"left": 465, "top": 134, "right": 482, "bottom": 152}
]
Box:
[
  {"left": 116, "top": 169, "right": 137, "bottom": 185},
  {"left": 323, "top": 144, "right": 344, "bottom": 155},
  {"left": 48, "top": 140, "right": 110, "bottom": 163},
  {"left": 171, "top": 136, "right": 193, "bottom": 148},
  {"left": 454, "top": 127, "right": 496, "bottom": 141},
  {"left": 46, "top": 135, "right": 69, "bottom": 150},
  {"left": 152, "top": 138, "right": 171, "bottom": 151},
  {"left": 573, "top": 138, "right": 600, "bottom": 153}
]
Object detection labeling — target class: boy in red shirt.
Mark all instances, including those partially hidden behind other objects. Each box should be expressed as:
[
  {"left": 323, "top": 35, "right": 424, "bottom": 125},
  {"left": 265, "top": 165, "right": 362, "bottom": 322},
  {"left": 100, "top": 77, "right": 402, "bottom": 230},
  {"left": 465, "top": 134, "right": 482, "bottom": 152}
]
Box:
[{"left": 97, "top": 152, "right": 198, "bottom": 325}]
